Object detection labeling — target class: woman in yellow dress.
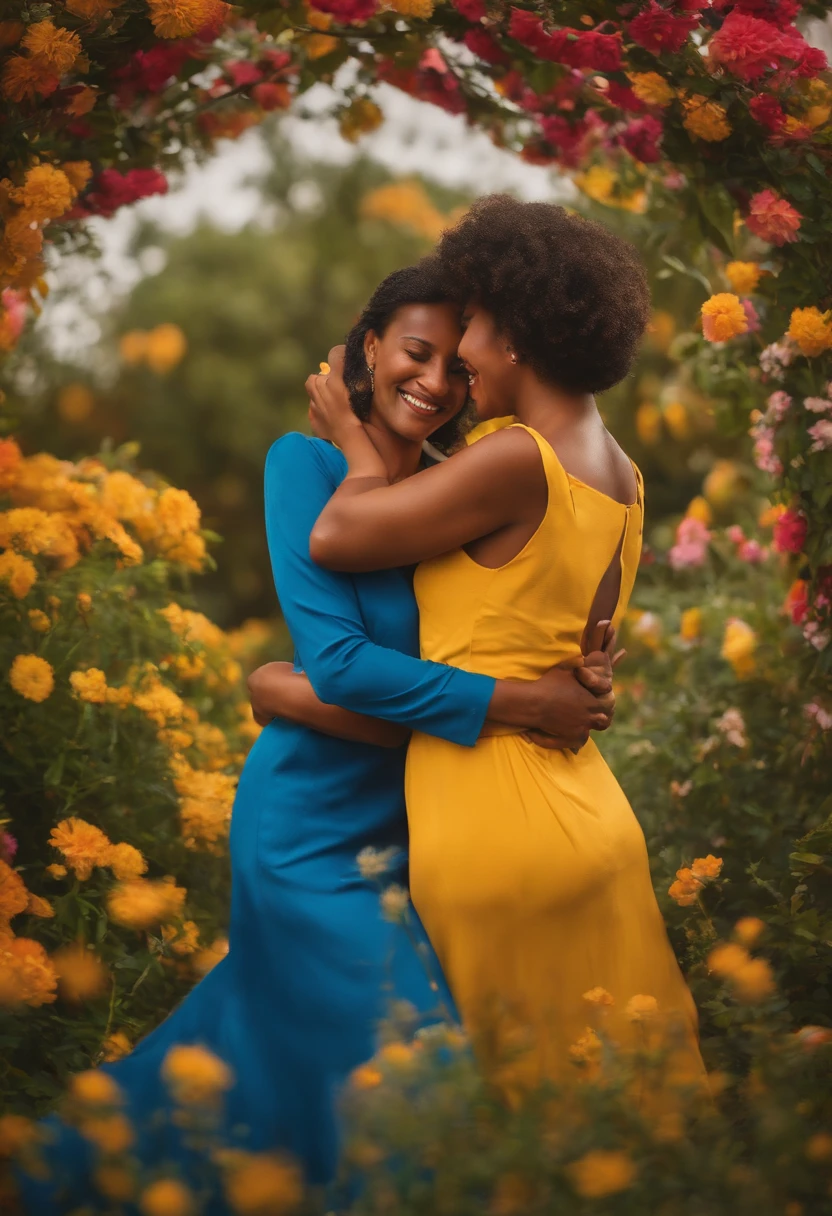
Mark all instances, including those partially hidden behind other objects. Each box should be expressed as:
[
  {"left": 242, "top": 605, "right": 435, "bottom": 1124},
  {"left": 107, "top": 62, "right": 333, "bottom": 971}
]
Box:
[{"left": 306, "top": 195, "right": 702, "bottom": 1079}]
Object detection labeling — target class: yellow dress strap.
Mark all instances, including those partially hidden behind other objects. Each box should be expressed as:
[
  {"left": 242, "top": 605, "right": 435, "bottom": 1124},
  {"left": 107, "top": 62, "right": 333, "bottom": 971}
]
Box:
[{"left": 464, "top": 416, "right": 516, "bottom": 446}]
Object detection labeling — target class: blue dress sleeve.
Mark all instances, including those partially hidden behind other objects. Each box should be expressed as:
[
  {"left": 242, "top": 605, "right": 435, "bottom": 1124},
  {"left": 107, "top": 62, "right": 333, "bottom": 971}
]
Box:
[{"left": 264, "top": 433, "right": 495, "bottom": 748}]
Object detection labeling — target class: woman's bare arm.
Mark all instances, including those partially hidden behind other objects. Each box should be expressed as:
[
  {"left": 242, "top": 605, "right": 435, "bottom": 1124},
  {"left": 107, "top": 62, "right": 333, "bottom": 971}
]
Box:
[{"left": 248, "top": 662, "right": 409, "bottom": 748}]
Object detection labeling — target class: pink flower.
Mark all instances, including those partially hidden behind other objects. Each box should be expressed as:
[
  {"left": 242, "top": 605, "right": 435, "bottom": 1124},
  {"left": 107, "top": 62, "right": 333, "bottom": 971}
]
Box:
[
  {"left": 766, "top": 391, "right": 792, "bottom": 422},
  {"left": 741, "top": 299, "right": 761, "bottom": 333},
  {"left": 804, "top": 396, "right": 832, "bottom": 414},
  {"left": 0, "top": 290, "right": 27, "bottom": 342},
  {"left": 618, "top": 115, "right": 663, "bottom": 163},
  {"left": 738, "top": 539, "right": 767, "bottom": 563},
  {"left": 803, "top": 621, "right": 830, "bottom": 651},
  {"left": 628, "top": 2, "right": 699, "bottom": 54},
  {"left": 224, "top": 60, "right": 263, "bottom": 88},
  {"left": 717, "top": 707, "right": 747, "bottom": 748},
  {"left": 708, "top": 12, "right": 786, "bottom": 79},
  {"left": 0, "top": 832, "right": 17, "bottom": 863},
  {"left": 751, "top": 423, "right": 783, "bottom": 475},
  {"left": 805, "top": 701, "right": 832, "bottom": 731},
  {"left": 773, "top": 508, "right": 807, "bottom": 553},
  {"left": 808, "top": 419, "right": 832, "bottom": 453},
  {"left": 759, "top": 339, "right": 796, "bottom": 379},
  {"left": 81, "top": 168, "right": 168, "bottom": 219},
  {"left": 308, "top": 0, "right": 378, "bottom": 20},
  {"left": 669, "top": 516, "right": 711, "bottom": 569},
  {"left": 727, "top": 525, "right": 746, "bottom": 545},
  {"left": 713, "top": 0, "right": 800, "bottom": 28},
  {"left": 463, "top": 28, "right": 510, "bottom": 64},
  {"left": 745, "top": 189, "right": 802, "bottom": 245}
]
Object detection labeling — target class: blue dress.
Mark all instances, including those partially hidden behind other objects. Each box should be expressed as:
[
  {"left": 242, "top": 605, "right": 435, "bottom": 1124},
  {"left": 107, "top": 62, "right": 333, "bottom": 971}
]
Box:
[{"left": 17, "top": 435, "right": 494, "bottom": 1212}]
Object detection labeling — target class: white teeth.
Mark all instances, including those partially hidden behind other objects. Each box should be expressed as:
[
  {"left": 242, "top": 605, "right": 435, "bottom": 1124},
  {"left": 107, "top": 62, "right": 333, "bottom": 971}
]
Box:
[{"left": 400, "top": 389, "right": 438, "bottom": 414}]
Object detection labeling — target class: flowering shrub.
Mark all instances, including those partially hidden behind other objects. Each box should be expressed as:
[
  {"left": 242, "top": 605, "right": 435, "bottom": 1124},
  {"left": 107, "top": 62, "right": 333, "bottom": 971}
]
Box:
[{"left": 0, "top": 438, "right": 274, "bottom": 1119}]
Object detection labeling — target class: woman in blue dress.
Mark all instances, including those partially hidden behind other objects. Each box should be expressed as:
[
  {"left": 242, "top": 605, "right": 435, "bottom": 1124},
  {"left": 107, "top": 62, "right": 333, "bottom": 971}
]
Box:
[{"left": 16, "top": 260, "right": 614, "bottom": 1213}]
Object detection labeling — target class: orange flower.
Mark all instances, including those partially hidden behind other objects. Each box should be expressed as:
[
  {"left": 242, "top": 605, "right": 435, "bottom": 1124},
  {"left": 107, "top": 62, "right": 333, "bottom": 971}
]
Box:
[
  {"left": 0, "top": 859, "right": 29, "bottom": 927},
  {"left": 567, "top": 1149, "right": 636, "bottom": 1198},
  {"left": 61, "top": 161, "right": 92, "bottom": 193},
  {"left": 1, "top": 55, "right": 59, "bottom": 102},
  {"left": 701, "top": 293, "right": 748, "bottom": 342},
  {"left": 107, "top": 877, "right": 186, "bottom": 930},
  {"left": 65, "top": 84, "right": 98, "bottom": 115},
  {"left": 21, "top": 20, "right": 82, "bottom": 74},
  {"left": 683, "top": 96, "right": 731, "bottom": 141},
  {"left": 49, "top": 817, "right": 111, "bottom": 881},
  {"left": 350, "top": 1064, "right": 383, "bottom": 1089},
  {"left": 10, "top": 164, "right": 76, "bottom": 223},
  {"left": 0, "top": 551, "right": 37, "bottom": 598},
  {"left": 0, "top": 935, "right": 58, "bottom": 1007},
  {"left": 725, "top": 261, "right": 761, "bottom": 295},
  {"left": 223, "top": 1152, "right": 303, "bottom": 1215},
  {"left": 787, "top": 307, "right": 832, "bottom": 357},
  {"left": 147, "top": 0, "right": 217, "bottom": 39},
  {"left": 53, "top": 944, "right": 109, "bottom": 1002},
  {"left": 668, "top": 867, "right": 702, "bottom": 907},
  {"left": 105, "top": 842, "right": 148, "bottom": 880},
  {"left": 691, "top": 854, "right": 723, "bottom": 881},
  {"left": 582, "top": 986, "right": 614, "bottom": 1007},
  {"left": 161, "top": 1043, "right": 234, "bottom": 1104},
  {"left": 10, "top": 653, "right": 54, "bottom": 702}
]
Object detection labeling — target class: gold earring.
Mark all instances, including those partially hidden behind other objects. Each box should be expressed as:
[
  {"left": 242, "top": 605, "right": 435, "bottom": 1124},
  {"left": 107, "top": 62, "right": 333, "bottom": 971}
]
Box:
[
  {"left": 367, "top": 363, "right": 375, "bottom": 389},
  {"left": 509, "top": 352, "right": 518, "bottom": 365}
]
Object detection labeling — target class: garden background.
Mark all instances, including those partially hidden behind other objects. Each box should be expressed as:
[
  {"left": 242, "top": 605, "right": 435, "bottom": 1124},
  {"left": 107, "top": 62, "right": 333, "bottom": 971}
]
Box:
[{"left": 1, "top": 0, "right": 831, "bottom": 1210}]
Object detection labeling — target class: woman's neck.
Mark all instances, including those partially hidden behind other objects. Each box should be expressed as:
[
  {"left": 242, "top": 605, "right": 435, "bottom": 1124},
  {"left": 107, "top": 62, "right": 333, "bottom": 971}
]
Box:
[
  {"left": 511, "top": 369, "right": 598, "bottom": 436},
  {"left": 364, "top": 413, "right": 423, "bottom": 482}
]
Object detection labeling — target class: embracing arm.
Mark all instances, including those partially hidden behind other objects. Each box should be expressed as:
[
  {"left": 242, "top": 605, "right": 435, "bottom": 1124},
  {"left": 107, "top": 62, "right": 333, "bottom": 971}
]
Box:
[{"left": 248, "top": 662, "right": 409, "bottom": 748}]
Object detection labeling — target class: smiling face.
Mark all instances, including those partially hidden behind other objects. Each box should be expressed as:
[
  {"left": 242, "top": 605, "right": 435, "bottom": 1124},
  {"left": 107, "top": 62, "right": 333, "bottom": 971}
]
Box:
[
  {"left": 364, "top": 302, "right": 469, "bottom": 443},
  {"left": 458, "top": 303, "right": 519, "bottom": 421}
]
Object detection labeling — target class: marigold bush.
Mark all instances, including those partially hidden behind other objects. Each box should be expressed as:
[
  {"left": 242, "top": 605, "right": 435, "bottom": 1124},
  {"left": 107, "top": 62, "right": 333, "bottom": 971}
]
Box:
[{"left": 0, "top": 438, "right": 278, "bottom": 1120}]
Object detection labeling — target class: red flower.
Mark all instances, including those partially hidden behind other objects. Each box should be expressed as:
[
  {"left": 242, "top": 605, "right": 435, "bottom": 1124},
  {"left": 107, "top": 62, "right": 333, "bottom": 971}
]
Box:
[
  {"left": 712, "top": 0, "right": 799, "bottom": 27},
  {"left": 618, "top": 114, "right": 663, "bottom": 162},
  {"left": 252, "top": 82, "right": 291, "bottom": 110},
  {"left": 452, "top": 0, "right": 486, "bottom": 19},
  {"left": 508, "top": 10, "right": 570, "bottom": 60},
  {"left": 540, "top": 114, "right": 592, "bottom": 167},
  {"left": 708, "top": 12, "right": 783, "bottom": 79},
  {"left": 573, "top": 30, "right": 623, "bottom": 71},
  {"left": 224, "top": 60, "right": 263, "bottom": 88},
  {"left": 605, "top": 81, "right": 647, "bottom": 112},
  {"left": 463, "top": 28, "right": 510, "bottom": 64},
  {"left": 115, "top": 41, "right": 197, "bottom": 103},
  {"left": 259, "top": 50, "right": 293, "bottom": 73},
  {"left": 627, "top": 2, "right": 698, "bottom": 54},
  {"left": 749, "top": 94, "right": 785, "bottom": 131},
  {"left": 773, "top": 508, "right": 807, "bottom": 554},
  {"left": 745, "top": 188, "right": 801, "bottom": 245},
  {"left": 82, "top": 168, "right": 168, "bottom": 219},
  {"left": 308, "top": 0, "right": 377, "bottom": 21}
]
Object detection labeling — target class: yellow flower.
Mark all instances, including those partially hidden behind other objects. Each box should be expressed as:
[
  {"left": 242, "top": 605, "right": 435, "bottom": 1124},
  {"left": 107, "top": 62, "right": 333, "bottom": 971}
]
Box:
[
  {"left": 0, "top": 936, "right": 58, "bottom": 1007},
  {"left": 224, "top": 1152, "right": 303, "bottom": 1215},
  {"left": 576, "top": 164, "right": 616, "bottom": 205},
  {"left": 156, "top": 487, "right": 201, "bottom": 538},
  {"left": 101, "top": 1030, "right": 132, "bottom": 1061},
  {"left": 0, "top": 507, "right": 73, "bottom": 558},
  {"left": 145, "top": 324, "right": 187, "bottom": 375},
  {"left": 378, "top": 1041, "right": 416, "bottom": 1069},
  {"left": 668, "top": 867, "right": 702, "bottom": 907},
  {"left": 582, "top": 986, "right": 614, "bottom": 1007},
  {"left": 161, "top": 919, "right": 200, "bottom": 955},
  {"left": 49, "top": 817, "right": 111, "bottom": 881},
  {"left": 0, "top": 859, "right": 29, "bottom": 927},
  {"left": 732, "top": 957, "right": 774, "bottom": 1002},
  {"left": 46, "top": 863, "right": 67, "bottom": 879},
  {"left": 379, "top": 883, "right": 409, "bottom": 922},
  {"left": 568, "top": 1026, "right": 602, "bottom": 1064},
  {"left": 164, "top": 530, "right": 207, "bottom": 570},
  {"left": 350, "top": 1064, "right": 383, "bottom": 1089},
  {"left": 685, "top": 496, "right": 712, "bottom": 525},
  {"left": 101, "top": 470, "right": 153, "bottom": 520},
  {"left": 567, "top": 1149, "right": 636, "bottom": 1198},
  {"left": 734, "top": 916, "right": 765, "bottom": 946},
  {"left": 105, "top": 842, "right": 148, "bottom": 880},
  {"left": 683, "top": 96, "right": 731, "bottom": 141},
  {"left": 57, "top": 383, "right": 94, "bottom": 423},
  {"left": 26, "top": 892, "right": 54, "bottom": 918},
  {"left": 691, "top": 854, "right": 723, "bottom": 881},
  {"left": 703, "top": 459, "right": 742, "bottom": 508},
  {"left": 635, "top": 401, "right": 662, "bottom": 445},
  {"left": 80, "top": 1113, "right": 134, "bottom": 1154},
  {"left": 54, "top": 944, "right": 109, "bottom": 1002},
  {"left": 340, "top": 98, "right": 384, "bottom": 143},
  {"left": 193, "top": 935, "right": 229, "bottom": 975},
  {"left": 0, "top": 1113, "right": 38, "bottom": 1156},
  {"left": 625, "top": 993, "right": 658, "bottom": 1022},
  {"left": 725, "top": 261, "right": 761, "bottom": 295},
  {"left": 71, "top": 1069, "right": 123, "bottom": 1106},
  {"left": 721, "top": 618, "right": 756, "bottom": 679},
  {"left": 663, "top": 400, "right": 690, "bottom": 439},
  {"left": 133, "top": 680, "right": 186, "bottom": 727},
  {"left": 21, "top": 20, "right": 81, "bottom": 73},
  {"left": 648, "top": 309, "right": 675, "bottom": 351},
  {"left": 759, "top": 502, "right": 786, "bottom": 528},
  {"left": 94, "top": 1164, "right": 136, "bottom": 1203},
  {"left": 70, "top": 668, "right": 109, "bottom": 704},
  {"left": 28, "top": 608, "right": 51, "bottom": 632},
  {"left": 708, "top": 942, "right": 749, "bottom": 977},
  {"left": 787, "top": 306, "right": 832, "bottom": 357},
  {"left": 147, "top": 0, "right": 217, "bottom": 39},
  {"left": 0, "top": 551, "right": 37, "bottom": 598},
  {"left": 388, "top": 0, "right": 435, "bottom": 14},
  {"left": 680, "top": 607, "right": 702, "bottom": 641},
  {"left": 701, "top": 293, "right": 748, "bottom": 342},
  {"left": 10, "top": 164, "right": 76, "bottom": 224},
  {"left": 9, "top": 653, "right": 54, "bottom": 702},
  {"left": 627, "top": 71, "right": 673, "bottom": 106},
  {"left": 162, "top": 1043, "right": 234, "bottom": 1104},
  {"left": 107, "top": 876, "right": 186, "bottom": 930},
  {"left": 140, "top": 1178, "right": 195, "bottom": 1216}
]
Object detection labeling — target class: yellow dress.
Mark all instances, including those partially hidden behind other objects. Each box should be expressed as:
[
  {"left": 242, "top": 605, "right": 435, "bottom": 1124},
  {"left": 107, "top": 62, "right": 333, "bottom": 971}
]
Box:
[{"left": 406, "top": 422, "right": 701, "bottom": 1077}]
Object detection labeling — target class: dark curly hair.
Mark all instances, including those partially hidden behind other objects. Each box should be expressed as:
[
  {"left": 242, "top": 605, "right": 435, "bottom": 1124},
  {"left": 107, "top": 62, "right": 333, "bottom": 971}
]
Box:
[
  {"left": 344, "top": 257, "right": 471, "bottom": 453},
  {"left": 436, "top": 194, "right": 650, "bottom": 394}
]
